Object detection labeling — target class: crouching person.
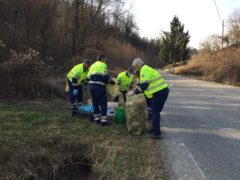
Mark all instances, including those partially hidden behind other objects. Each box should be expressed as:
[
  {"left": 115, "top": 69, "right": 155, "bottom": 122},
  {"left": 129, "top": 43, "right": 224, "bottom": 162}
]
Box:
[
  {"left": 113, "top": 67, "right": 134, "bottom": 103},
  {"left": 67, "top": 59, "right": 91, "bottom": 111}
]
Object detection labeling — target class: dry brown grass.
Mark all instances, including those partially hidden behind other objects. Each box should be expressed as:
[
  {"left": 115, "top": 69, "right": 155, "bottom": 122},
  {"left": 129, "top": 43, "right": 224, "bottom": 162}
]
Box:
[
  {"left": 175, "top": 47, "right": 240, "bottom": 86},
  {"left": 104, "top": 38, "right": 145, "bottom": 69}
]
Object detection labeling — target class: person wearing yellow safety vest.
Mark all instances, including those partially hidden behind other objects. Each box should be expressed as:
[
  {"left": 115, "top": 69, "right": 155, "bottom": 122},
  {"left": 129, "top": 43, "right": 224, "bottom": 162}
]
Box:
[
  {"left": 87, "top": 55, "right": 115, "bottom": 126},
  {"left": 67, "top": 59, "right": 91, "bottom": 111},
  {"left": 128, "top": 58, "right": 169, "bottom": 139},
  {"left": 113, "top": 68, "right": 134, "bottom": 103}
]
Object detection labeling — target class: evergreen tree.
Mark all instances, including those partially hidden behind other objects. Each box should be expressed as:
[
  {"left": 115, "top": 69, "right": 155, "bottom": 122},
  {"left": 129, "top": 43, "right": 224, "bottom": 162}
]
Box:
[{"left": 160, "top": 16, "right": 190, "bottom": 64}]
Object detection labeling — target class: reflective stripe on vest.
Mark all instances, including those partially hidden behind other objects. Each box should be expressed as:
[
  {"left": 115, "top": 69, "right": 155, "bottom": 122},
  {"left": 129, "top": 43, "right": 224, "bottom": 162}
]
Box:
[
  {"left": 147, "top": 82, "right": 168, "bottom": 91},
  {"left": 150, "top": 77, "right": 163, "bottom": 83},
  {"left": 87, "top": 61, "right": 107, "bottom": 77},
  {"left": 89, "top": 81, "right": 106, "bottom": 86},
  {"left": 140, "top": 65, "right": 168, "bottom": 98}
]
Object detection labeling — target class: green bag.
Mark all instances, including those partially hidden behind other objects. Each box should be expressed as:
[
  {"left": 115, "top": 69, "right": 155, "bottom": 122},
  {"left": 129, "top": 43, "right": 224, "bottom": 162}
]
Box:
[{"left": 115, "top": 107, "right": 126, "bottom": 124}]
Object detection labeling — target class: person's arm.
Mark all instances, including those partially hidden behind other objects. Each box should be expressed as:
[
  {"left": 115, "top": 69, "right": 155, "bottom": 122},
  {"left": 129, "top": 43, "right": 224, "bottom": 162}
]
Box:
[
  {"left": 134, "top": 83, "right": 149, "bottom": 94},
  {"left": 72, "top": 68, "right": 81, "bottom": 86},
  {"left": 102, "top": 64, "right": 110, "bottom": 84},
  {"left": 129, "top": 82, "right": 133, "bottom": 89}
]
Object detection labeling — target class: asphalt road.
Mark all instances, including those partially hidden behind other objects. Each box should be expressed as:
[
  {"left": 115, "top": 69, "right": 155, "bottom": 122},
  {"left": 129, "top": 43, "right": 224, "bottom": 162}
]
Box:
[{"left": 158, "top": 71, "right": 240, "bottom": 180}]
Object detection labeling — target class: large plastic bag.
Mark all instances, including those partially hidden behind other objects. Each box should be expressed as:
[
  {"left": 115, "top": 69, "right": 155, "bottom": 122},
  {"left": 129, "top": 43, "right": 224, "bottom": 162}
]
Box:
[
  {"left": 107, "top": 78, "right": 120, "bottom": 97},
  {"left": 65, "top": 81, "right": 69, "bottom": 92},
  {"left": 125, "top": 94, "right": 150, "bottom": 135}
]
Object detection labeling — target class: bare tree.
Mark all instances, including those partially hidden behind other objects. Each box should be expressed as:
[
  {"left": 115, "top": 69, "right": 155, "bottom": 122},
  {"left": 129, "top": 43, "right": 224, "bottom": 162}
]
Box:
[
  {"left": 227, "top": 8, "right": 240, "bottom": 47},
  {"left": 200, "top": 34, "right": 222, "bottom": 52}
]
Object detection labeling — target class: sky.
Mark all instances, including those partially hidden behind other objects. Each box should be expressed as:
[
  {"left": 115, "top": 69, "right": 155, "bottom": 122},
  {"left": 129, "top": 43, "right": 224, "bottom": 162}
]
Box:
[{"left": 130, "top": 0, "right": 240, "bottom": 48}]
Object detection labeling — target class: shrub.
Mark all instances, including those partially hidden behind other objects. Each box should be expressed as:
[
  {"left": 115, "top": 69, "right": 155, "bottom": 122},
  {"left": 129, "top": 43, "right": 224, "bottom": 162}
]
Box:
[
  {"left": 0, "top": 47, "right": 60, "bottom": 99},
  {"left": 175, "top": 47, "right": 240, "bottom": 85}
]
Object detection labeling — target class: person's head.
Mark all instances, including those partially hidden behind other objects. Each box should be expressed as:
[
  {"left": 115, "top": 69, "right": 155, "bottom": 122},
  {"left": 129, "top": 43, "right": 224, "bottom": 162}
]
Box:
[
  {"left": 132, "top": 58, "right": 144, "bottom": 71},
  {"left": 127, "top": 67, "right": 135, "bottom": 75},
  {"left": 135, "top": 70, "right": 140, "bottom": 78},
  {"left": 83, "top": 58, "right": 91, "bottom": 69},
  {"left": 97, "top": 54, "right": 106, "bottom": 62}
]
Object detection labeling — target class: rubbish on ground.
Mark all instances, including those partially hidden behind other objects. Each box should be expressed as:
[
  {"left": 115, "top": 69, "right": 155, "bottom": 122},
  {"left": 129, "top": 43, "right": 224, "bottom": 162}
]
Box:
[
  {"left": 125, "top": 94, "right": 150, "bottom": 135},
  {"left": 107, "top": 102, "right": 118, "bottom": 117},
  {"left": 80, "top": 101, "right": 118, "bottom": 117},
  {"left": 79, "top": 105, "right": 94, "bottom": 114},
  {"left": 107, "top": 108, "right": 116, "bottom": 116},
  {"left": 87, "top": 98, "right": 92, "bottom": 105},
  {"left": 107, "top": 102, "right": 118, "bottom": 109}
]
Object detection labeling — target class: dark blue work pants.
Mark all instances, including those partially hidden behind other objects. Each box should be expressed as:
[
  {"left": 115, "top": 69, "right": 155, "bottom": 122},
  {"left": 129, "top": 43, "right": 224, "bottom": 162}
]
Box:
[
  {"left": 67, "top": 79, "right": 83, "bottom": 105},
  {"left": 90, "top": 84, "right": 107, "bottom": 117},
  {"left": 145, "top": 95, "right": 152, "bottom": 119},
  {"left": 150, "top": 88, "right": 169, "bottom": 136}
]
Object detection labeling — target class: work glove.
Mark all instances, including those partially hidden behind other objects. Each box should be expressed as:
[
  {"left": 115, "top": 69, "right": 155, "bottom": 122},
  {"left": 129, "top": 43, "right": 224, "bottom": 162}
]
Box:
[
  {"left": 72, "top": 77, "right": 78, "bottom": 84},
  {"left": 82, "top": 80, "right": 88, "bottom": 87},
  {"left": 73, "top": 89, "right": 78, "bottom": 96},
  {"left": 127, "top": 90, "right": 135, "bottom": 96},
  {"left": 109, "top": 79, "right": 116, "bottom": 85},
  {"left": 129, "top": 83, "right": 133, "bottom": 90},
  {"left": 117, "top": 80, "right": 121, "bottom": 85},
  {"left": 168, "top": 83, "right": 173, "bottom": 90}
]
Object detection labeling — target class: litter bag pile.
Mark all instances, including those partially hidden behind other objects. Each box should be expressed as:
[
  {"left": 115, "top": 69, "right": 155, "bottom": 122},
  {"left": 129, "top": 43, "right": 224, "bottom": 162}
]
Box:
[
  {"left": 125, "top": 94, "right": 150, "bottom": 135},
  {"left": 107, "top": 78, "right": 120, "bottom": 97}
]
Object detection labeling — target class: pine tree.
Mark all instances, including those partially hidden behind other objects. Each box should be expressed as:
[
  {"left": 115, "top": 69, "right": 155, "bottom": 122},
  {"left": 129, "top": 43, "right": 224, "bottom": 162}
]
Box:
[{"left": 160, "top": 16, "right": 190, "bottom": 64}]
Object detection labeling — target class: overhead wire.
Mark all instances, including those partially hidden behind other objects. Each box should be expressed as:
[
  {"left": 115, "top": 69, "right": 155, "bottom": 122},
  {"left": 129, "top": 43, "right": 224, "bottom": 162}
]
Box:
[{"left": 213, "top": 0, "right": 222, "bottom": 23}]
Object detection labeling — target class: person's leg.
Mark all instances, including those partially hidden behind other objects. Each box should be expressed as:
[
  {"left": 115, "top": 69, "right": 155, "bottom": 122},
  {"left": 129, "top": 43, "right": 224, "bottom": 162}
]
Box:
[
  {"left": 144, "top": 95, "right": 152, "bottom": 120},
  {"left": 97, "top": 86, "right": 110, "bottom": 126},
  {"left": 77, "top": 85, "right": 83, "bottom": 106},
  {"left": 122, "top": 91, "right": 127, "bottom": 103},
  {"left": 113, "top": 95, "right": 119, "bottom": 102},
  {"left": 90, "top": 85, "right": 101, "bottom": 123},
  {"left": 151, "top": 88, "right": 169, "bottom": 137},
  {"left": 68, "top": 80, "right": 77, "bottom": 110}
]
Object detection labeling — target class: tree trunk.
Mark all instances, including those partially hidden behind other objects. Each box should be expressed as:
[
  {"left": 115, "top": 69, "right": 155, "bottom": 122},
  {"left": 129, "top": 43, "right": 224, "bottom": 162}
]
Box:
[{"left": 72, "top": 0, "right": 80, "bottom": 55}]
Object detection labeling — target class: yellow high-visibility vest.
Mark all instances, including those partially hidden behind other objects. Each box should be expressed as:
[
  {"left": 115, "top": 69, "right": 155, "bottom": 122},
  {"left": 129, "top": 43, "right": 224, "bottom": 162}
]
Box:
[
  {"left": 87, "top": 61, "right": 108, "bottom": 85},
  {"left": 67, "top": 63, "right": 88, "bottom": 85},
  {"left": 140, "top": 65, "right": 168, "bottom": 98},
  {"left": 117, "top": 71, "right": 134, "bottom": 91},
  {"left": 87, "top": 61, "right": 107, "bottom": 76}
]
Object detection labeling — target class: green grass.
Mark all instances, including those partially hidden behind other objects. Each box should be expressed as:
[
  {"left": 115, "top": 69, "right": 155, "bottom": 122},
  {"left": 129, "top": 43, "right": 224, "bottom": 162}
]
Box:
[{"left": 0, "top": 101, "right": 167, "bottom": 179}]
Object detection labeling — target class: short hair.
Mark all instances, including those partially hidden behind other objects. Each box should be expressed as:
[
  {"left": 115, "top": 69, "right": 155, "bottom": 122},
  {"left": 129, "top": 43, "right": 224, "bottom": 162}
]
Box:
[
  {"left": 97, "top": 54, "right": 105, "bottom": 60},
  {"left": 127, "top": 67, "right": 135, "bottom": 74},
  {"left": 132, "top": 58, "right": 144, "bottom": 67},
  {"left": 83, "top": 58, "right": 91, "bottom": 65}
]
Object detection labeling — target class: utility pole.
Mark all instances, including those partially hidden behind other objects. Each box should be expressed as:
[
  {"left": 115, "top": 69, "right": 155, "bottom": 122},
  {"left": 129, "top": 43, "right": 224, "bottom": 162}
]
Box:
[
  {"left": 222, "top": 20, "right": 224, "bottom": 49},
  {"left": 214, "top": 0, "right": 224, "bottom": 49}
]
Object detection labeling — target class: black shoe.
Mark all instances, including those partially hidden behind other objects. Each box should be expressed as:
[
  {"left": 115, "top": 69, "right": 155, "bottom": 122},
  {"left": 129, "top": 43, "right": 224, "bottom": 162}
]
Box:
[
  {"left": 148, "top": 129, "right": 153, "bottom": 134},
  {"left": 89, "top": 115, "right": 95, "bottom": 122},
  {"left": 71, "top": 106, "right": 78, "bottom": 111},
  {"left": 95, "top": 120, "right": 101, "bottom": 125},
  {"left": 101, "top": 122, "right": 111, "bottom": 126},
  {"left": 71, "top": 110, "right": 77, "bottom": 116},
  {"left": 148, "top": 134, "right": 162, "bottom": 140}
]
